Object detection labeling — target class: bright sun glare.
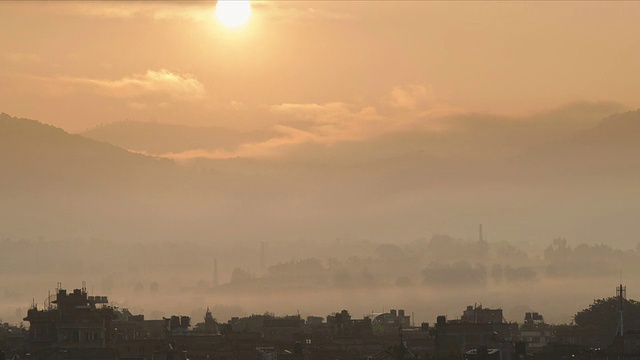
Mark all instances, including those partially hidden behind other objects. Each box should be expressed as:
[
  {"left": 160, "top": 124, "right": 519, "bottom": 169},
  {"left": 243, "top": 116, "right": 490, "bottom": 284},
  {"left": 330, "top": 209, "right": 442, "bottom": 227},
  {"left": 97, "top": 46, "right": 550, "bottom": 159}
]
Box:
[{"left": 215, "top": 0, "right": 252, "bottom": 29}]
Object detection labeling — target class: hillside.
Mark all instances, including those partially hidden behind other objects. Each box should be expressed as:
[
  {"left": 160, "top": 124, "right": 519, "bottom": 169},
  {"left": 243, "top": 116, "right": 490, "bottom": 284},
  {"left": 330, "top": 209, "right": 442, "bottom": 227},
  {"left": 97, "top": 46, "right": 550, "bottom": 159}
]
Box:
[
  {"left": 0, "top": 113, "right": 188, "bottom": 240},
  {"left": 1, "top": 111, "right": 640, "bottom": 246},
  {"left": 508, "top": 109, "right": 640, "bottom": 181},
  {"left": 81, "top": 121, "right": 276, "bottom": 155},
  {"left": 0, "top": 113, "right": 178, "bottom": 189}
]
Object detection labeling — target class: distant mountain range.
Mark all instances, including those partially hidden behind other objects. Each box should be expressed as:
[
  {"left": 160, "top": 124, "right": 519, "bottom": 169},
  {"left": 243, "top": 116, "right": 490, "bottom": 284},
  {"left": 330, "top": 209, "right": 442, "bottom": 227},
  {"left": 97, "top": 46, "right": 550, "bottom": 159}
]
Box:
[
  {"left": 0, "top": 113, "right": 175, "bottom": 189},
  {"left": 0, "top": 113, "right": 186, "bottom": 240},
  {"left": 81, "top": 120, "right": 276, "bottom": 156},
  {"left": 508, "top": 110, "right": 640, "bottom": 181},
  {"left": 1, "top": 109, "right": 639, "bottom": 245}
]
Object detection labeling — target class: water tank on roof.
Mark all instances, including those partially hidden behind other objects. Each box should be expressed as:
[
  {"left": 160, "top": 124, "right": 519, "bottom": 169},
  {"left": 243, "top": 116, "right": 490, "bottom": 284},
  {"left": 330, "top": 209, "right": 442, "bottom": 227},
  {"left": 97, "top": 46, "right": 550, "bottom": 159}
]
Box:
[
  {"left": 170, "top": 316, "right": 180, "bottom": 328},
  {"left": 181, "top": 316, "right": 190, "bottom": 327}
]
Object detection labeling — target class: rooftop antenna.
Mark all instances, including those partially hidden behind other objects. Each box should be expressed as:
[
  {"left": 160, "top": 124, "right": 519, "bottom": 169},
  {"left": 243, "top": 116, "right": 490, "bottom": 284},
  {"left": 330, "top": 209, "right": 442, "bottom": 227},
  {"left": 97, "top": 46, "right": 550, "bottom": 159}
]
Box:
[
  {"left": 617, "top": 270, "right": 625, "bottom": 337},
  {"left": 616, "top": 275, "right": 626, "bottom": 360}
]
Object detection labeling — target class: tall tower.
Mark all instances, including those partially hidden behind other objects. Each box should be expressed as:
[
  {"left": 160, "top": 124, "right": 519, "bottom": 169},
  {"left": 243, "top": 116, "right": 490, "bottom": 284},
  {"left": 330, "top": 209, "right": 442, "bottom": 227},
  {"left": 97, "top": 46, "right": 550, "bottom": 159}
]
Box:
[
  {"left": 617, "top": 283, "right": 626, "bottom": 335},
  {"left": 479, "top": 224, "right": 484, "bottom": 242},
  {"left": 617, "top": 283, "right": 626, "bottom": 360}
]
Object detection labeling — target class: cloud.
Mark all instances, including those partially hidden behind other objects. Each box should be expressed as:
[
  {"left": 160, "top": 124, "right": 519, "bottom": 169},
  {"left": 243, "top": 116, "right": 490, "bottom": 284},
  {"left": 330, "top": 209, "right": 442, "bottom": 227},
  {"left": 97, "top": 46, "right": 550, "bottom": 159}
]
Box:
[
  {"left": 47, "top": 69, "right": 206, "bottom": 101},
  {"left": 271, "top": 102, "right": 378, "bottom": 124},
  {"left": 271, "top": 102, "right": 385, "bottom": 142},
  {"left": 255, "top": 2, "right": 358, "bottom": 22},
  {"left": 35, "top": 2, "right": 354, "bottom": 24},
  {"left": 159, "top": 125, "right": 316, "bottom": 161},
  {"left": 388, "top": 85, "right": 435, "bottom": 110},
  {"left": 268, "top": 85, "right": 461, "bottom": 143},
  {"left": 141, "top": 96, "right": 625, "bottom": 163},
  {"left": 50, "top": 2, "right": 215, "bottom": 22},
  {"left": 158, "top": 84, "right": 460, "bottom": 160}
]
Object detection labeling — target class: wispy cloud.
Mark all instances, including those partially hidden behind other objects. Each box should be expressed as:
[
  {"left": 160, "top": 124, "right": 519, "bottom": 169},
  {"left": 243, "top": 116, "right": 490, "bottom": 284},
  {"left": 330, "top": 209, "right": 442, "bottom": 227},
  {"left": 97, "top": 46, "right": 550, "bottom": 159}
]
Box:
[
  {"left": 388, "top": 85, "right": 435, "bottom": 110},
  {"left": 254, "top": 2, "right": 358, "bottom": 22},
  {"left": 271, "top": 102, "right": 385, "bottom": 142},
  {"left": 34, "top": 1, "right": 354, "bottom": 24},
  {"left": 159, "top": 125, "right": 316, "bottom": 161},
  {"left": 40, "top": 69, "right": 206, "bottom": 102},
  {"left": 271, "top": 102, "right": 379, "bottom": 125},
  {"left": 52, "top": 2, "right": 215, "bottom": 22},
  {"left": 159, "top": 85, "right": 461, "bottom": 160}
]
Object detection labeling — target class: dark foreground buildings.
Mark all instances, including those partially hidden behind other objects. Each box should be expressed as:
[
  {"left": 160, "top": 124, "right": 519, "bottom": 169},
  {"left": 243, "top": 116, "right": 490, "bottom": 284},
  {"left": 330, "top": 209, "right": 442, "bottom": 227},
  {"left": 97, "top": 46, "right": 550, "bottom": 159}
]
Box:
[{"left": 2, "top": 285, "right": 639, "bottom": 360}]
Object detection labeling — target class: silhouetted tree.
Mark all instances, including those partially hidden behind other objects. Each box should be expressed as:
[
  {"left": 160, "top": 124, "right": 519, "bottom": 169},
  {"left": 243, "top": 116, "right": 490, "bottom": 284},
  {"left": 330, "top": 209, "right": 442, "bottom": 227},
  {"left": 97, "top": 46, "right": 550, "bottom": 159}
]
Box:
[{"left": 574, "top": 297, "right": 640, "bottom": 347}]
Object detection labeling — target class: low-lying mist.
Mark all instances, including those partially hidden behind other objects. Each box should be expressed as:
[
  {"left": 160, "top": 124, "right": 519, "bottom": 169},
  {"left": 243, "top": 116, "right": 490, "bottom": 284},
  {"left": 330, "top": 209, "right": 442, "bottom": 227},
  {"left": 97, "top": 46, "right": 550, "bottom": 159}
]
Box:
[{"left": 1, "top": 235, "right": 636, "bottom": 327}]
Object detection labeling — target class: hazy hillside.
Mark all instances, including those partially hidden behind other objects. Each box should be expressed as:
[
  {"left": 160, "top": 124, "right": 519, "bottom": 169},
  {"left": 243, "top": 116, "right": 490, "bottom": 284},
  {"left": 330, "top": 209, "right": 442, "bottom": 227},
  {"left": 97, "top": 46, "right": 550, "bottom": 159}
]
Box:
[
  {"left": 2, "top": 110, "right": 640, "bottom": 246},
  {"left": 0, "top": 113, "right": 189, "bottom": 240},
  {"left": 0, "top": 113, "right": 179, "bottom": 189},
  {"left": 509, "top": 109, "right": 640, "bottom": 181},
  {"left": 81, "top": 120, "right": 276, "bottom": 155}
]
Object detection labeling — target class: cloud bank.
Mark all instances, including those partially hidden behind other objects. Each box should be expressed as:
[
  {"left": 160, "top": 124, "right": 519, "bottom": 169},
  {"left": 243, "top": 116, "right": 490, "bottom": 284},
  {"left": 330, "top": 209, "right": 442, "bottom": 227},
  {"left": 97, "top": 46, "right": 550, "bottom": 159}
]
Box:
[{"left": 37, "top": 69, "right": 205, "bottom": 102}]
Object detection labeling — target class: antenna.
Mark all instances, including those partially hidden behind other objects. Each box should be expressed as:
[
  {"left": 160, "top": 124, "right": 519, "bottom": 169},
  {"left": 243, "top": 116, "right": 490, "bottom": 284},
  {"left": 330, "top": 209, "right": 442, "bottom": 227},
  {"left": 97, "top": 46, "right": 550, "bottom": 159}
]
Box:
[
  {"left": 617, "top": 281, "right": 626, "bottom": 360},
  {"left": 616, "top": 282, "right": 626, "bottom": 336}
]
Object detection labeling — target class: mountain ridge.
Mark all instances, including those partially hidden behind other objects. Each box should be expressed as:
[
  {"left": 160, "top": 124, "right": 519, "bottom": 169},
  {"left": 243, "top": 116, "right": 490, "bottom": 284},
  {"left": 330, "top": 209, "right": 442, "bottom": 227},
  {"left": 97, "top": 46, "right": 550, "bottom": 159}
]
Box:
[
  {"left": 2, "top": 110, "right": 639, "bottom": 245},
  {"left": 81, "top": 120, "right": 276, "bottom": 155}
]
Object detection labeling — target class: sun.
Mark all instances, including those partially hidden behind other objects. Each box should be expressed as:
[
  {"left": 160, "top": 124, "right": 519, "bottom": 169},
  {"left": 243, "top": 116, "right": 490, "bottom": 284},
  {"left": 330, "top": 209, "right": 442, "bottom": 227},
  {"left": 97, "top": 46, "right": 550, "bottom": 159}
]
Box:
[{"left": 215, "top": 0, "right": 252, "bottom": 29}]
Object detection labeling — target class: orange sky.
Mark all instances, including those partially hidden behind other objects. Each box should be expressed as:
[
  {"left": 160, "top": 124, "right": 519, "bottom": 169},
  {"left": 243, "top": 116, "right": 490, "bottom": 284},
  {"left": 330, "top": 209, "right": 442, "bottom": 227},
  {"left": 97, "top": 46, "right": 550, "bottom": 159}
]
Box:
[{"left": 1, "top": 1, "right": 639, "bottom": 132}]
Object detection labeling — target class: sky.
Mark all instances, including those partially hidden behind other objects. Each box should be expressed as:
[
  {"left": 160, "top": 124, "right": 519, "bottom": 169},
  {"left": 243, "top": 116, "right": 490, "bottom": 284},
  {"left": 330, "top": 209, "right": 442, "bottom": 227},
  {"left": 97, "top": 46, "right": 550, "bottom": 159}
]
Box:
[{"left": 1, "top": 1, "right": 640, "bottom": 133}]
